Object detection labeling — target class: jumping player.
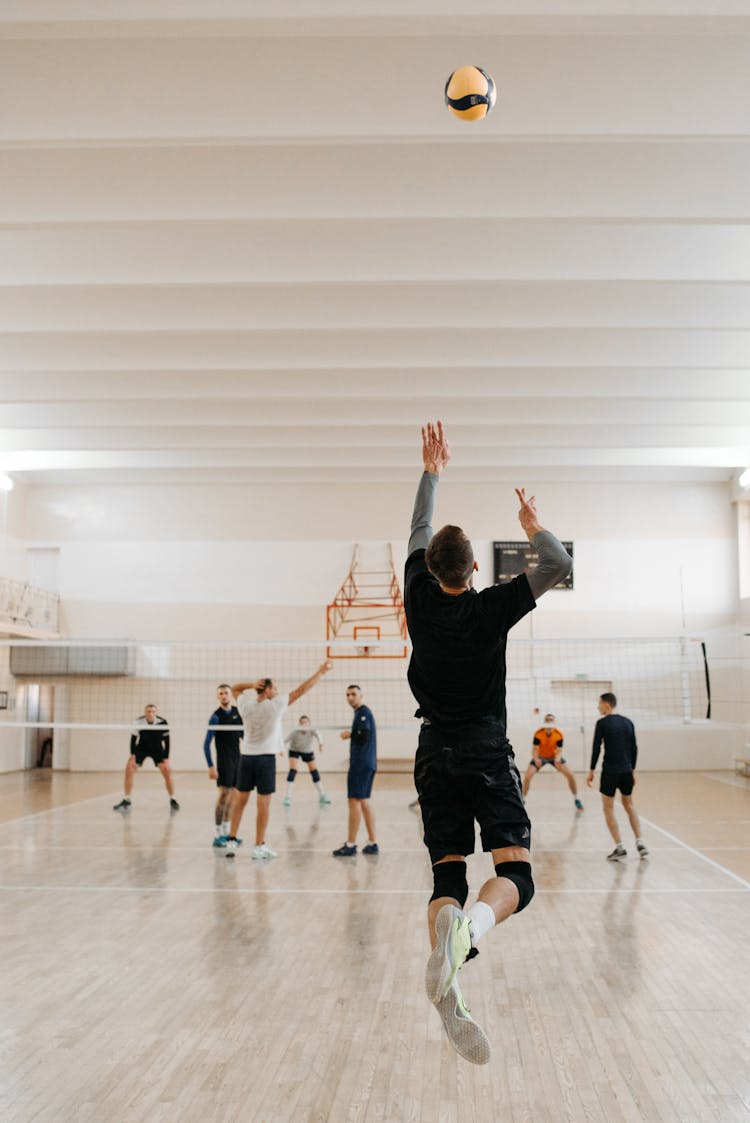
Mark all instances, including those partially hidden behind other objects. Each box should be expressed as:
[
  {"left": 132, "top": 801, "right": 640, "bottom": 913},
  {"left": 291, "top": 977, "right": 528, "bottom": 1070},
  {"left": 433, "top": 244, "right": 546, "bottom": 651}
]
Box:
[
  {"left": 225, "top": 661, "right": 332, "bottom": 860},
  {"left": 406, "top": 421, "right": 572, "bottom": 1064},
  {"left": 587, "top": 692, "right": 649, "bottom": 861},
  {"left": 113, "top": 704, "right": 178, "bottom": 812},
  {"left": 203, "top": 683, "right": 244, "bottom": 847},
  {"left": 522, "top": 713, "right": 584, "bottom": 812}
]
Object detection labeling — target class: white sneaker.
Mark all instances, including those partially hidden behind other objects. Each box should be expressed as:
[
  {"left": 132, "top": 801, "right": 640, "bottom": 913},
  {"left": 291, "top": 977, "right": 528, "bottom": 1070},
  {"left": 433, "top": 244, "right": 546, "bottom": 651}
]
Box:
[
  {"left": 225, "top": 838, "right": 238, "bottom": 859},
  {"left": 636, "top": 840, "right": 650, "bottom": 859},
  {"left": 435, "top": 978, "right": 491, "bottom": 1065},
  {"left": 252, "top": 843, "right": 277, "bottom": 860}
]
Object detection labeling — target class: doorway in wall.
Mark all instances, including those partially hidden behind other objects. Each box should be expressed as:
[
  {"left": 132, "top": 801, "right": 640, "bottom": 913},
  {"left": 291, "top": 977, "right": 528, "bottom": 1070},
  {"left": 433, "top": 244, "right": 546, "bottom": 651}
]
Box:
[{"left": 23, "top": 683, "right": 54, "bottom": 769}]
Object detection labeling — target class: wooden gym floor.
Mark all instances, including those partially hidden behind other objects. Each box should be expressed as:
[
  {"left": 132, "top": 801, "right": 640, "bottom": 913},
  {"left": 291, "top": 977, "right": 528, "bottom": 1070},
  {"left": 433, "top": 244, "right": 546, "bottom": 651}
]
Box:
[{"left": 1, "top": 768, "right": 749, "bottom": 1123}]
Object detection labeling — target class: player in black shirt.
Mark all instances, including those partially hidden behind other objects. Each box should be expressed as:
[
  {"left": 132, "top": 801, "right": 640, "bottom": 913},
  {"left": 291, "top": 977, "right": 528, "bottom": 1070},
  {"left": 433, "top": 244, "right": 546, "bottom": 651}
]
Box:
[
  {"left": 587, "top": 692, "right": 649, "bottom": 861},
  {"left": 113, "top": 703, "right": 178, "bottom": 812},
  {"left": 406, "top": 422, "right": 572, "bottom": 1064}
]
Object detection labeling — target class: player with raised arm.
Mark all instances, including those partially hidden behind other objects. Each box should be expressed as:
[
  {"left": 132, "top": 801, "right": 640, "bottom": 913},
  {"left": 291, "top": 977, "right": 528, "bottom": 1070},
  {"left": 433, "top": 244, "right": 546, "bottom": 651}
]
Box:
[
  {"left": 225, "top": 661, "right": 332, "bottom": 860},
  {"left": 406, "top": 421, "right": 572, "bottom": 1064}
]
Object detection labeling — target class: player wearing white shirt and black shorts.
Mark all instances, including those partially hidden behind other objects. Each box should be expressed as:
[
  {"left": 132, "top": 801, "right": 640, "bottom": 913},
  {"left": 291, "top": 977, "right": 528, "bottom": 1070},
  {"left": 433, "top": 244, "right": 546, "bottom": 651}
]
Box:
[{"left": 226, "top": 661, "right": 332, "bottom": 860}]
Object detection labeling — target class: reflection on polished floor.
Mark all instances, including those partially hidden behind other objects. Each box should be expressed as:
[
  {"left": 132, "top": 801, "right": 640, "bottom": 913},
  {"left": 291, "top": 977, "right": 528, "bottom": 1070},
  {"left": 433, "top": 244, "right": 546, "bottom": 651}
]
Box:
[{"left": 1, "top": 769, "right": 749, "bottom": 1123}]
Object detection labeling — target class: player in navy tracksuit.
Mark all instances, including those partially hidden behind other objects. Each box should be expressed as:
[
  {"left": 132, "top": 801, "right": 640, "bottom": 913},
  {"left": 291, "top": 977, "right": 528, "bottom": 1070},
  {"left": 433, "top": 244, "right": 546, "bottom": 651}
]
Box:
[
  {"left": 203, "top": 683, "right": 244, "bottom": 847},
  {"left": 332, "top": 685, "right": 378, "bottom": 856}
]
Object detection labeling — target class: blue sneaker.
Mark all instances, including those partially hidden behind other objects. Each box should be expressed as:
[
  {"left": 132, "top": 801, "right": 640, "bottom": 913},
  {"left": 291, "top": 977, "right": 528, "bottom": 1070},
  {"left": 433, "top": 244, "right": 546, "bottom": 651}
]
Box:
[
  {"left": 212, "top": 836, "right": 227, "bottom": 848},
  {"left": 574, "top": 799, "right": 584, "bottom": 812},
  {"left": 333, "top": 843, "right": 357, "bottom": 857},
  {"left": 362, "top": 842, "right": 379, "bottom": 855}
]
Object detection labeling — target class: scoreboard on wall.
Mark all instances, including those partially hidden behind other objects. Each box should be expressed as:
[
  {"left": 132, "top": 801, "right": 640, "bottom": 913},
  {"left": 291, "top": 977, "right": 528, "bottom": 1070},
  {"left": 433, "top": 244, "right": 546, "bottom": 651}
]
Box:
[{"left": 493, "top": 541, "right": 574, "bottom": 590}]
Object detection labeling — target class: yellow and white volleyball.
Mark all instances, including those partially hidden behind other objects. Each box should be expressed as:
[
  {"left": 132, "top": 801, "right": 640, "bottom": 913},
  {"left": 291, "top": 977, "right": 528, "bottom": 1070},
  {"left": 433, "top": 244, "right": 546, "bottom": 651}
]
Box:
[{"left": 444, "top": 65, "right": 496, "bottom": 121}]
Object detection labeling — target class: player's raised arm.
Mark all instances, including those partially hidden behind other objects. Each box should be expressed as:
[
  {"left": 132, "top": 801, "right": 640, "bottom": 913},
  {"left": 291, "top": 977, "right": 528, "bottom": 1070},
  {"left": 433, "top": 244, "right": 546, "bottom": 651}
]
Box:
[
  {"left": 288, "top": 661, "right": 332, "bottom": 706},
  {"left": 515, "top": 488, "right": 572, "bottom": 599},
  {"left": 408, "top": 421, "right": 451, "bottom": 556}
]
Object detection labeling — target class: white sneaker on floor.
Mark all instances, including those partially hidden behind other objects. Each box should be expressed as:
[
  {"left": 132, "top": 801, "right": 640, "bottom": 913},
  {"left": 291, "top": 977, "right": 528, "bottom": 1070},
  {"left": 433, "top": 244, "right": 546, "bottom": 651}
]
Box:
[
  {"left": 225, "top": 838, "right": 238, "bottom": 859},
  {"left": 636, "top": 840, "right": 650, "bottom": 859},
  {"left": 252, "top": 843, "right": 277, "bottom": 860},
  {"left": 435, "top": 978, "right": 491, "bottom": 1065}
]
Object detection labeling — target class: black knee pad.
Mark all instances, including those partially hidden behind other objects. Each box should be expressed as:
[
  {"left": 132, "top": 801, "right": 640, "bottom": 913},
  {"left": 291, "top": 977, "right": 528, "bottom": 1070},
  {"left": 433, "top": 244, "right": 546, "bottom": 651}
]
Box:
[
  {"left": 311, "top": 769, "right": 320, "bottom": 783},
  {"left": 430, "top": 860, "right": 469, "bottom": 907},
  {"left": 286, "top": 770, "right": 296, "bottom": 783},
  {"left": 495, "top": 860, "right": 534, "bottom": 913}
]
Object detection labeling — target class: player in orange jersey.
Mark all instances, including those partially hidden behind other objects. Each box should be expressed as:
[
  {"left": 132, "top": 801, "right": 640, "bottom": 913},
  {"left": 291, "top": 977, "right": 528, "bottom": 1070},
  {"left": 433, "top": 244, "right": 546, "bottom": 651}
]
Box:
[{"left": 522, "top": 713, "right": 583, "bottom": 811}]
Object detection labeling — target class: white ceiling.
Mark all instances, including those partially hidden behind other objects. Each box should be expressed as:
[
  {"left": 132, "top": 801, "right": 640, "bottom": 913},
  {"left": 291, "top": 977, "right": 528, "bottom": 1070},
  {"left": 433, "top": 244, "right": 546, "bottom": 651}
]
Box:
[{"left": 1, "top": 0, "right": 749, "bottom": 486}]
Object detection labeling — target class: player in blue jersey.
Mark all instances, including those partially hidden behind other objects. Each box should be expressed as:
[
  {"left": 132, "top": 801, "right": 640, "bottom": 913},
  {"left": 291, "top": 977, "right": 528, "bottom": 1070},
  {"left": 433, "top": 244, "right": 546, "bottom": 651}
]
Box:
[
  {"left": 203, "top": 683, "right": 244, "bottom": 847},
  {"left": 332, "top": 685, "right": 378, "bottom": 856}
]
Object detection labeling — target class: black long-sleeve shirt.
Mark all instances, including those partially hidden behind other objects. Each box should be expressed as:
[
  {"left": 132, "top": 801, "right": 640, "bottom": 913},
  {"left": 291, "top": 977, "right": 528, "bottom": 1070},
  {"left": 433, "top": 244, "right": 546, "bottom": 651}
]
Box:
[
  {"left": 405, "top": 472, "right": 572, "bottom": 732},
  {"left": 590, "top": 713, "right": 638, "bottom": 773}
]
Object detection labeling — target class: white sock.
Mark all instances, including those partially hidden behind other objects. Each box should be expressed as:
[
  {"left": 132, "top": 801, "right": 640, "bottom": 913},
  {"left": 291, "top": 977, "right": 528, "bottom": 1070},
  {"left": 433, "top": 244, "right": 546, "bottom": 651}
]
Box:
[
  {"left": 286, "top": 784, "right": 294, "bottom": 797},
  {"left": 314, "top": 780, "right": 325, "bottom": 794},
  {"left": 123, "top": 794, "right": 130, "bottom": 803},
  {"left": 215, "top": 824, "right": 223, "bottom": 837},
  {"left": 467, "top": 901, "right": 496, "bottom": 947},
  {"left": 221, "top": 820, "right": 230, "bottom": 835}
]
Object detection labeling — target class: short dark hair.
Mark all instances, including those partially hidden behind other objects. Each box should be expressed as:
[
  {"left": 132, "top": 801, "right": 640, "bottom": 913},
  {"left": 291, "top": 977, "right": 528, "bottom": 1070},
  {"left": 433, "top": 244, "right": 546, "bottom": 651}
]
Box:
[
  {"left": 256, "top": 677, "right": 273, "bottom": 696},
  {"left": 218, "top": 683, "right": 231, "bottom": 690},
  {"left": 600, "top": 692, "right": 617, "bottom": 708},
  {"left": 425, "top": 525, "right": 475, "bottom": 586},
  {"left": 347, "top": 684, "right": 361, "bottom": 692},
  {"left": 299, "top": 714, "right": 309, "bottom": 721}
]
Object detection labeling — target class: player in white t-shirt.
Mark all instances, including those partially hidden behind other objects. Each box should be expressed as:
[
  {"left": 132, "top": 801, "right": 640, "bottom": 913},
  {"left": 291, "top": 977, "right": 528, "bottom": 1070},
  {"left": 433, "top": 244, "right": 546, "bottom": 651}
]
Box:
[{"left": 226, "top": 661, "right": 332, "bottom": 860}]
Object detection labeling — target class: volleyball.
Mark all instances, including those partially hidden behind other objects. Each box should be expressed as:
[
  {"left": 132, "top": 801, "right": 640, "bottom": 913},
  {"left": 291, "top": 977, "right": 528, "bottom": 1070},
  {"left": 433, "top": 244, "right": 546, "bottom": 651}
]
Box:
[{"left": 444, "top": 65, "right": 496, "bottom": 121}]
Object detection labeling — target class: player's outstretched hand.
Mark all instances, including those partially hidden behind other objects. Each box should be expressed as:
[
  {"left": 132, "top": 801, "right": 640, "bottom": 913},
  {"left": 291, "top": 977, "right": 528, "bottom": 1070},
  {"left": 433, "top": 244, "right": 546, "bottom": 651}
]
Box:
[
  {"left": 515, "top": 487, "right": 543, "bottom": 538},
  {"left": 319, "top": 661, "right": 333, "bottom": 675},
  {"left": 422, "top": 421, "right": 451, "bottom": 475}
]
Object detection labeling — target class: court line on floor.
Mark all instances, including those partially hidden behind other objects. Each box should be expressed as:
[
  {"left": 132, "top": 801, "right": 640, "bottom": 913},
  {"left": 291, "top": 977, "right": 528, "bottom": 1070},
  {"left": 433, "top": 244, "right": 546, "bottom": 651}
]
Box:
[
  {"left": 640, "top": 814, "right": 750, "bottom": 890},
  {"left": 0, "top": 884, "right": 747, "bottom": 895}
]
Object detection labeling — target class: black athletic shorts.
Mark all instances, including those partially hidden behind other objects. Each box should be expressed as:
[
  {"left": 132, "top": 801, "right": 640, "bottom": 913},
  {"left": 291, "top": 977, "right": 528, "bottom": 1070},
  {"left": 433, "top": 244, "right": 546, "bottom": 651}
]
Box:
[
  {"left": 530, "top": 756, "right": 566, "bottom": 768},
  {"left": 216, "top": 746, "right": 240, "bottom": 789},
  {"left": 600, "top": 770, "right": 634, "bottom": 797},
  {"left": 133, "top": 748, "right": 168, "bottom": 767},
  {"left": 289, "top": 750, "right": 315, "bottom": 763},
  {"left": 414, "top": 722, "right": 531, "bottom": 864},
  {"left": 236, "top": 754, "right": 276, "bottom": 795},
  {"left": 347, "top": 768, "right": 375, "bottom": 800}
]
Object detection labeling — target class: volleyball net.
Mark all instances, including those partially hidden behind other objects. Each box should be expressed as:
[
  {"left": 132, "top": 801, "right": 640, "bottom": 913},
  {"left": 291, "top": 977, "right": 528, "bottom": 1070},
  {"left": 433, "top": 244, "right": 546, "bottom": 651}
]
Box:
[{"left": 0, "top": 635, "right": 712, "bottom": 738}]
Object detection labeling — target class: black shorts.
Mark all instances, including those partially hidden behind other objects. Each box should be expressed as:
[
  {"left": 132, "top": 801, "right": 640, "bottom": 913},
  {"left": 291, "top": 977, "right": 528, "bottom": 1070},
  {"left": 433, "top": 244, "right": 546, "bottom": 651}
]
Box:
[
  {"left": 134, "top": 748, "right": 168, "bottom": 767},
  {"left": 289, "top": 750, "right": 315, "bottom": 763},
  {"left": 216, "top": 746, "right": 240, "bottom": 788},
  {"left": 600, "top": 771, "right": 634, "bottom": 797},
  {"left": 414, "top": 724, "right": 531, "bottom": 864},
  {"left": 530, "top": 756, "right": 566, "bottom": 768},
  {"left": 348, "top": 768, "right": 375, "bottom": 800},
  {"left": 236, "top": 754, "right": 276, "bottom": 795}
]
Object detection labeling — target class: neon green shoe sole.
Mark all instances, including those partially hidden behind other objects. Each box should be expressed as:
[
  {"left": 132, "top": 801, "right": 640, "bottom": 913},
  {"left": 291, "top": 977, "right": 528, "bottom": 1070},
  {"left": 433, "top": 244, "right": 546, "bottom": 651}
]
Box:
[{"left": 425, "top": 904, "right": 472, "bottom": 1004}]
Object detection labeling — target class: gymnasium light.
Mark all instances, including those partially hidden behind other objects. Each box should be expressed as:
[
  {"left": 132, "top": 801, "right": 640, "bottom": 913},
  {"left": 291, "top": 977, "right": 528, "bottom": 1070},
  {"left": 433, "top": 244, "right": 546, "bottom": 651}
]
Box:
[
  {"left": 0, "top": 473, "right": 14, "bottom": 492},
  {"left": 739, "top": 468, "right": 750, "bottom": 489}
]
